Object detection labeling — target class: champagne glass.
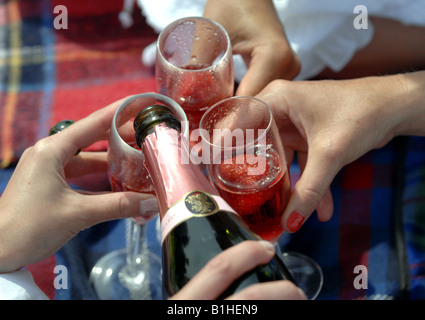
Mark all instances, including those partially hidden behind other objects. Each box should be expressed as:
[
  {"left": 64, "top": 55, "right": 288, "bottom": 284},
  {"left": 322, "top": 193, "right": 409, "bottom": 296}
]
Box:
[
  {"left": 155, "top": 16, "right": 234, "bottom": 138},
  {"left": 89, "top": 93, "right": 188, "bottom": 300},
  {"left": 199, "top": 96, "right": 323, "bottom": 300}
]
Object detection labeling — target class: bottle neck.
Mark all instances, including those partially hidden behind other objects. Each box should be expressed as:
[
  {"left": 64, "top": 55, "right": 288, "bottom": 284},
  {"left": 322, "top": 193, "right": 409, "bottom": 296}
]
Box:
[{"left": 142, "top": 123, "right": 217, "bottom": 218}]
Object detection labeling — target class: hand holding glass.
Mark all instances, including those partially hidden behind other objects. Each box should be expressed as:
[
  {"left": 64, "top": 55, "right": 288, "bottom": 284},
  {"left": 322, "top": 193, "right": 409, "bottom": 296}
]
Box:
[
  {"left": 89, "top": 93, "right": 188, "bottom": 300},
  {"left": 200, "top": 96, "right": 323, "bottom": 299}
]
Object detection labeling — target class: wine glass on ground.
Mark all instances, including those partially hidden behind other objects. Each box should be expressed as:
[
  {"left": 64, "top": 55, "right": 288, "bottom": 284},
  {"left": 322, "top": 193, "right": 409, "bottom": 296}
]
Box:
[
  {"left": 199, "top": 96, "right": 323, "bottom": 300},
  {"left": 89, "top": 93, "right": 188, "bottom": 300},
  {"left": 155, "top": 16, "right": 234, "bottom": 143}
]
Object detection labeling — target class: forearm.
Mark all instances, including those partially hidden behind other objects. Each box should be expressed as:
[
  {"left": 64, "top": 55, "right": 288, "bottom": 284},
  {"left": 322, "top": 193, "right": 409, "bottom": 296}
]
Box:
[{"left": 319, "top": 17, "right": 425, "bottom": 79}]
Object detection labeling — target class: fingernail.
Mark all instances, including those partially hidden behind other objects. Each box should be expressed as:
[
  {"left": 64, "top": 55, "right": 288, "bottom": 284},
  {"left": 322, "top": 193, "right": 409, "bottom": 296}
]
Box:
[
  {"left": 286, "top": 211, "right": 305, "bottom": 233},
  {"left": 297, "top": 287, "right": 307, "bottom": 300},
  {"left": 259, "top": 240, "right": 275, "bottom": 253},
  {"left": 139, "top": 198, "right": 159, "bottom": 218}
]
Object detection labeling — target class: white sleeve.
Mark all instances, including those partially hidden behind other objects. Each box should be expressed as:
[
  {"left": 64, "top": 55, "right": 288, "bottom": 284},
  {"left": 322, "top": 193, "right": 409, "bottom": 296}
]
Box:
[
  {"left": 137, "top": 0, "right": 425, "bottom": 80},
  {"left": 0, "top": 270, "right": 49, "bottom": 300}
]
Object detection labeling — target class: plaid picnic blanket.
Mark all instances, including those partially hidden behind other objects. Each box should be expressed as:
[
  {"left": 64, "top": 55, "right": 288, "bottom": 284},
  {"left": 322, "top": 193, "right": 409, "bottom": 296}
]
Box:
[
  {"left": 1, "top": 0, "right": 424, "bottom": 300},
  {"left": 0, "top": 0, "right": 156, "bottom": 168}
]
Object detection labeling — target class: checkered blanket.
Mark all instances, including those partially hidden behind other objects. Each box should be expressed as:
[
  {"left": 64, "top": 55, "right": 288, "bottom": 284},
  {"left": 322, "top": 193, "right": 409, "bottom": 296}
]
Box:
[
  {"left": 0, "top": 0, "right": 156, "bottom": 168},
  {"left": 1, "top": 0, "right": 424, "bottom": 300}
]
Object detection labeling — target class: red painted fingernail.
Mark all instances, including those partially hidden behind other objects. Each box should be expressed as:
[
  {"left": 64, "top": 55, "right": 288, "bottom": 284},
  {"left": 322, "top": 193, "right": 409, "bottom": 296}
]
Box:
[{"left": 286, "top": 211, "right": 305, "bottom": 233}]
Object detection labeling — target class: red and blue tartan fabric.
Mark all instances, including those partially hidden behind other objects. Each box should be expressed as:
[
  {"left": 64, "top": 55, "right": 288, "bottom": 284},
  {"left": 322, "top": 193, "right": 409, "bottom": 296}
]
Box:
[
  {"left": 1, "top": 0, "right": 425, "bottom": 300},
  {"left": 0, "top": 0, "right": 156, "bottom": 168},
  {"left": 403, "top": 137, "right": 425, "bottom": 299}
]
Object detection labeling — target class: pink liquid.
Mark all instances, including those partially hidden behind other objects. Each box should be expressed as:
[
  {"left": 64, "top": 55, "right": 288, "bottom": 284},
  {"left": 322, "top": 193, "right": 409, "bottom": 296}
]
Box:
[
  {"left": 177, "top": 62, "right": 231, "bottom": 132},
  {"left": 109, "top": 172, "right": 157, "bottom": 225},
  {"left": 213, "top": 153, "right": 291, "bottom": 242},
  {"left": 180, "top": 63, "right": 211, "bottom": 70}
]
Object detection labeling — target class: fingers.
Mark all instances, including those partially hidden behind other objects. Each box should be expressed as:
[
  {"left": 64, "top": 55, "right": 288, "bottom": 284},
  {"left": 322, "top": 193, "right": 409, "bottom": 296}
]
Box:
[
  {"left": 48, "top": 97, "right": 128, "bottom": 162},
  {"left": 171, "top": 240, "right": 283, "bottom": 300},
  {"left": 64, "top": 151, "right": 108, "bottom": 179},
  {"left": 75, "top": 191, "right": 157, "bottom": 226},
  {"left": 316, "top": 189, "right": 334, "bottom": 223},
  {"left": 236, "top": 58, "right": 276, "bottom": 96},
  {"left": 282, "top": 147, "right": 339, "bottom": 233},
  {"left": 236, "top": 49, "right": 300, "bottom": 96},
  {"left": 258, "top": 82, "right": 337, "bottom": 231},
  {"left": 227, "top": 280, "right": 305, "bottom": 300}
]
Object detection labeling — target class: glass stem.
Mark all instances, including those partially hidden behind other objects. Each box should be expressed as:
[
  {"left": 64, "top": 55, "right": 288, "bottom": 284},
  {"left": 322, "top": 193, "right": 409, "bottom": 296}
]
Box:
[
  {"left": 120, "top": 219, "right": 152, "bottom": 299},
  {"left": 273, "top": 241, "right": 296, "bottom": 283},
  {"left": 126, "top": 220, "right": 147, "bottom": 275},
  {"left": 273, "top": 242, "right": 283, "bottom": 256}
]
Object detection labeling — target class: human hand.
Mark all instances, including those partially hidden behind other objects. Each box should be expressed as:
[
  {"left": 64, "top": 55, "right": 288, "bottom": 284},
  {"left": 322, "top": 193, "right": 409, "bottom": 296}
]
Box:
[
  {"left": 171, "top": 240, "right": 305, "bottom": 300},
  {"left": 203, "top": 0, "right": 300, "bottom": 96},
  {"left": 0, "top": 98, "right": 155, "bottom": 273},
  {"left": 257, "top": 73, "right": 424, "bottom": 232}
]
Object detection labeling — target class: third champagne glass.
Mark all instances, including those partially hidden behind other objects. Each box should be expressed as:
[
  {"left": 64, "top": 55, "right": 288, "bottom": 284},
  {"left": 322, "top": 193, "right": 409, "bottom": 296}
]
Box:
[
  {"left": 200, "top": 96, "right": 323, "bottom": 300},
  {"left": 155, "top": 16, "right": 234, "bottom": 136}
]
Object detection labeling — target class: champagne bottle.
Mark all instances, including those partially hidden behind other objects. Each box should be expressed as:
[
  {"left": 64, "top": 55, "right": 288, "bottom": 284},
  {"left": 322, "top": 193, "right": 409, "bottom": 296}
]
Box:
[{"left": 134, "top": 105, "right": 295, "bottom": 299}]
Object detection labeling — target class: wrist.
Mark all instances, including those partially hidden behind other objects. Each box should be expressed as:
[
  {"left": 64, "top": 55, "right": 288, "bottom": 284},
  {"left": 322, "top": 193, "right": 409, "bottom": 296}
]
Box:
[{"left": 391, "top": 71, "right": 425, "bottom": 137}]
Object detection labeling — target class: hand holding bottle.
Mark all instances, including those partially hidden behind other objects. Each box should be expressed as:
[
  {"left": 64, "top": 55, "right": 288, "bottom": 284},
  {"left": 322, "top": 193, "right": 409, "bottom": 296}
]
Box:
[{"left": 171, "top": 240, "right": 305, "bottom": 300}]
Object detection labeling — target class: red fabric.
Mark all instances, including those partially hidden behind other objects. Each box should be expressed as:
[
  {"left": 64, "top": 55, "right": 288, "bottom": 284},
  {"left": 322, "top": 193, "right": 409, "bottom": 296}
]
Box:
[
  {"left": 26, "top": 255, "right": 57, "bottom": 300},
  {"left": 0, "top": 0, "right": 158, "bottom": 167}
]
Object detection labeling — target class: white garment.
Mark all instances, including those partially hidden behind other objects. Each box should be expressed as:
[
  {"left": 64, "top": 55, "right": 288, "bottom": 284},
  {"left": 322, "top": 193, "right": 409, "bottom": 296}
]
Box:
[
  {"left": 136, "top": 0, "right": 425, "bottom": 80},
  {"left": 0, "top": 270, "right": 48, "bottom": 300}
]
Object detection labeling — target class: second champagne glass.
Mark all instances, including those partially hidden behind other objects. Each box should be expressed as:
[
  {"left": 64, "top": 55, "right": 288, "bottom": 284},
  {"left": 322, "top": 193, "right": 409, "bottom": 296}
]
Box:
[
  {"left": 200, "top": 96, "right": 323, "bottom": 300},
  {"left": 155, "top": 16, "right": 234, "bottom": 135},
  {"left": 89, "top": 93, "right": 188, "bottom": 300}
]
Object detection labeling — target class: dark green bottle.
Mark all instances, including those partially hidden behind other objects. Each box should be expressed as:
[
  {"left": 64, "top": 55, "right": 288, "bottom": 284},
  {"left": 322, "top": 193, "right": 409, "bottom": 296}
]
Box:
[{"left": 134, "top": 105, "right": 295, "bottom": 299}]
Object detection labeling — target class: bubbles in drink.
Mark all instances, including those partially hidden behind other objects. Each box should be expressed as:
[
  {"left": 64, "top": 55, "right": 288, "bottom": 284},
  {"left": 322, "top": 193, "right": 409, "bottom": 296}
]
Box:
[
  {"left": 215, "top": 151, "right": 283, "bottom": 189},
  {"left": 211, "top": 150, "right": 290, "bottom": 241}
]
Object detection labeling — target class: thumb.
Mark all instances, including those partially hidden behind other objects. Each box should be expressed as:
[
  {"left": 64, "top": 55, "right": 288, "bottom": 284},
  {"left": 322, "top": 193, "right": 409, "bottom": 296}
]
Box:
[
  {"left": 282, "top": 150, "right": 339, "bottom": 233},
  {"left": 236, "top": 52, "right": 300, "bottom": 96},
  {"left": 236, "top": 58, "right": 276, "bottom": 96}
]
